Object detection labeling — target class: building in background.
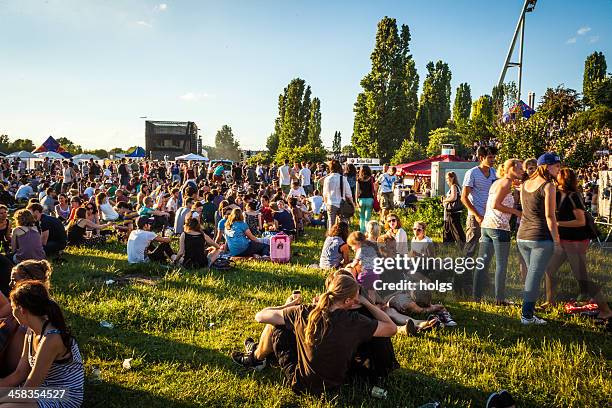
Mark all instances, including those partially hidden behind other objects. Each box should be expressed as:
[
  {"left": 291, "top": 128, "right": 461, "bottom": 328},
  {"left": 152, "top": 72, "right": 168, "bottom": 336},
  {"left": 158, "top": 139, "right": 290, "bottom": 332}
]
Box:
[{"left": 145, "top": 120, "right": 199, "bottom": 160}]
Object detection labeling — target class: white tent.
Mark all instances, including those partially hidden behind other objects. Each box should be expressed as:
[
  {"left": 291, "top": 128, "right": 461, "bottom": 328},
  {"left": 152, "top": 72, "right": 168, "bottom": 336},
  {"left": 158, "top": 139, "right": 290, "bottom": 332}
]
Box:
[
  {"left": 175, "top": 153, "right": 209, "bottom": 161},
  {"left": 34, "top": 151, "right": 65, "bottom": 159},
  {"left": 6, "top": 150, "right": 37, "bottom": 159},
  {"left": 73, "top": 153, "right": 100, "bottom": 160}
]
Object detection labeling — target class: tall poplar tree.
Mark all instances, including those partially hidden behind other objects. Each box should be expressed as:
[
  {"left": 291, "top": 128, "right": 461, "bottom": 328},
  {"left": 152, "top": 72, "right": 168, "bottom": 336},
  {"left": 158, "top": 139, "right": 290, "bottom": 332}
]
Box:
[
  {"left": 453, "top": 83, "right": 472, "bottom": 127},
  {"left": 412, "top": 60, "right": 452, "bottom": 146},
  {"left": 352, "top": 17, "right": 419, "bottom": 162},
  {"left": 307, "top": 97, "right": 322, "bottom": 147},
  {"left": 583, "top": 51, "right": 610, "bottom": 107}
]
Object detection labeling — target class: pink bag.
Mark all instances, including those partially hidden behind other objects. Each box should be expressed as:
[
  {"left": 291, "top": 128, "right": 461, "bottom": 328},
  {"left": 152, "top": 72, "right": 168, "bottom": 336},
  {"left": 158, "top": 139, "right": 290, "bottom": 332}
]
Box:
[{"left": 270, "top": 232, "right": 291, "bottom": 263}]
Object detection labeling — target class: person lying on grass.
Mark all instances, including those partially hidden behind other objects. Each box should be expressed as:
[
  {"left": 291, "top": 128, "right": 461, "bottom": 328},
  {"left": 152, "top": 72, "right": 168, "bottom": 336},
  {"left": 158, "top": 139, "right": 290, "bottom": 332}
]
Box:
[
  {"left": 232, "top": 273, "right": 396, "bottom": 395},
  {"left": 0, "top": 281, "right": 84, "bottom": 408},
  {"left": 0, "top": 260, "right": 53, "bottom": 375}
]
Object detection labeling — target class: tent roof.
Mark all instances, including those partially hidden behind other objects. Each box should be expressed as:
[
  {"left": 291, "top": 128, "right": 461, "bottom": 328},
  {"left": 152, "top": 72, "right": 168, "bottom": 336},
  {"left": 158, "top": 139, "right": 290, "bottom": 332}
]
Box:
[
  {"left": 32, "top": 136, "right": 68, "bottom": 154},
  {"left": 395, "top": 154, "right": 468, "bottom": 176},
  {"left": 126, "top": 146, "right": 146, "bottom": 158},
  {"left": 175, "top": 153, "right": 208, "bottom": 161}
]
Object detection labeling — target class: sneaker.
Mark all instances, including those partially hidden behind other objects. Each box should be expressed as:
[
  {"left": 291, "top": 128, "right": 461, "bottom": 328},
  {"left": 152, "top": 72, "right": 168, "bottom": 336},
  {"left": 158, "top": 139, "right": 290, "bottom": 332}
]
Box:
[
  {"left": 521, "top": 315, "right": 547, "bottom": 325},
  {"left": 231, "top": 350, "right": 266, "bottom": 371},
  {"left": 244, "top": 337, "right": 257, "bottom": 354},
  {"left": 437, "top": 311, "right": 457, "bottom": 327}
]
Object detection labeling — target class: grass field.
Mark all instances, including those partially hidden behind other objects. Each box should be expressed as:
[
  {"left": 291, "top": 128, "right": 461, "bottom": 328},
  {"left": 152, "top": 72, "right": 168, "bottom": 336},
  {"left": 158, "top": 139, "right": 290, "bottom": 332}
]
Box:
[{"left": 51, "top": 225, "right": 611, "bottom": 408}]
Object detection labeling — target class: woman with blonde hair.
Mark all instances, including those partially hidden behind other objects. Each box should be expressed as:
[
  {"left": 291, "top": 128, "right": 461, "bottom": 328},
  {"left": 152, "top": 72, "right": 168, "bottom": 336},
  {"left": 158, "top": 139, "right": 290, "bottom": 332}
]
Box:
[
  {"left": 474, "top": 159, "right": 524, "bottom": 305},
  {"left": 223, "top": 208, "right": 269, "bottom": 257},
  {"left": 11, "top": 209, "right": 45, "bottom": 264},
  {"left": 232, "top": 273, "right": 396, "bottom": 394},
  {"left": 365, "top": 220, "right": 381, "bottom": 243}
]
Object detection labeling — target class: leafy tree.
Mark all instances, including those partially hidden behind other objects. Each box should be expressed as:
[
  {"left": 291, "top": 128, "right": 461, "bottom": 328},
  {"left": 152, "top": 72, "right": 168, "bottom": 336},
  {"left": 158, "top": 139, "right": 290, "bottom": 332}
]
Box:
[
  {"left": 538, "top": 86, "right": 582, "bottom": 123},
  {"left": 275, "top": 145, "right": 327, "bottom": 164},
  {"left": 352, "top": 17, "right": 420, "bottom": 161},
  {"left": 426, "top": 127, "right": 466, "bottom": 157},
  {"left": 453, "top": 83, "right": 471, "bottom": 128},
  {"left": 84, "top": 149, "right": 109, "bottom": 159},
  {"left": 412, "top": 60, "right": 452, "bottom": 146},
  {"left": 109, "top": 147, "right": 125, "bottom": 154},
  {"left": 492, "top": 82, "right": 518, "bottom": 117},
  {"left": 246, "top": 152, "right": 271, "bottom": 165},
  {"left": 299, "top": 86, "right": 312, "bottom": 146},
  {"left": 307, "top": 98, "right": 322, "bottom": 147},
  {"left": 583, "top": 51, "right": 608, "bottom": 107},
  {"left": 8, "top": 139, "right": 35, "bottom": 152},
  {"left": 0, "top": 135, "right": 10, "bottom": 153},
  {"left": 266, "top": 133, "right": 279, "bottom": 157},
  {"left": 391, "top": 139, "right": 426, "bottom": 165},
  {"left": 214, "top": 125, "right": 241, "bottom": 162},
  {"left": 56, "top": 137, "right": 83, "bottom": 154},
  {"left": 470, "top": 95, "right": 495, "bottom": 142},
  {"left": 332, "top": 131, "right": 342, "bottom": 153},
  {"left": 341, "top": 144, "right": 358, "bottom": 156}
]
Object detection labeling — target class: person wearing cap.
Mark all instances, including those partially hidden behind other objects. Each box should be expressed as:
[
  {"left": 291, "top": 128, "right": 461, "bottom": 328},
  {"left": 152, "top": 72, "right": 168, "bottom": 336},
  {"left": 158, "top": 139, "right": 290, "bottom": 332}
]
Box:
[
  {"left": 459, "top": 146, "right": 498, "bottom": 294},
  {"left": 517, "top": 152, "right": 561, "bottom": 325},
  {"left": 127, "top": 217, "right": 174, "bottom": 264}
]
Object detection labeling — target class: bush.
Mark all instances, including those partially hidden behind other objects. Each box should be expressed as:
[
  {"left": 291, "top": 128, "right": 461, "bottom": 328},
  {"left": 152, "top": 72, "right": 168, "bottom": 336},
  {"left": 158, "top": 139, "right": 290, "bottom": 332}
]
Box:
[
  {"left": 426, "top": 127, "right": 467, "bottom": 157},
  {"left": 391, "top": 140, "right": 426, "bottom": 165},
  {"left": 391, "top": 197, "right": 460, "bottom": 241}
]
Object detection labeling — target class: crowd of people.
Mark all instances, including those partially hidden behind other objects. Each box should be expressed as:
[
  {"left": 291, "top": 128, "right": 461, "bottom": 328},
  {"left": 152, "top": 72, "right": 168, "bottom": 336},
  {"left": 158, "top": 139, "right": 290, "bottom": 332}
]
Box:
[{"left": 0, "top": 148, "right": 607, "bottom": 406}]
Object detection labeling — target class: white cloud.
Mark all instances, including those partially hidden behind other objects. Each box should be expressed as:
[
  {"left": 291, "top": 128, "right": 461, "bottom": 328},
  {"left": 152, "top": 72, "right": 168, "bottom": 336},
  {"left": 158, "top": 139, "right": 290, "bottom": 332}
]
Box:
[
  {"left": 179, "top": 92, "right": 212, "bottom": 102},
  {"left": 154, "top": 3, "right": 168, "bottom": 12},
  {"left": 589, "top": 35, "right": 600, "bottom": 43},
  {"left": 577, "top": 26, "right": 591, "bottom": 35},
  {"left": 566, "top": 37, "right": 576, "bottom": 44},
  {"left": 135, "top": 20, "right": 152, "bottom": 27}
]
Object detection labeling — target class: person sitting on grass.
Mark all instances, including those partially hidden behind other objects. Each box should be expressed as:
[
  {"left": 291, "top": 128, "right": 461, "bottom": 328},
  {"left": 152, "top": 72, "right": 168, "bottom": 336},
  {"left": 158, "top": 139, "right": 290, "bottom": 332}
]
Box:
[
  {"left": 0, "top": 260, "right": 53, "bottom": 375},
  {"left": 244, "top": 201, "right": 262, "bottom": 236},
  {"left": 223, "top": 208, "right": 269, "bottom": 258},
  {"left": 345, "top": 231, "right": 380, "bottom": 300},
  {"left": 410, "top": 221, "right": 435, "bottom": 258},
  {"left": 231, "top": 273, "right": 396, "bottom": 395},
  {"left": 288, "top": 197, "right": 305, "bottom": 237},
  {"left": 272, "top": 199, "right": 296, "bottom": 237},
  {"left": 139, "top": 196, "right": 170, "bottom": 231},
  {"left": 96, "top": 192, "right": 119, "bottom": 222},
  {"left": 11, "top": 209, "right": 46, "bottom": 264},
  {"left": 127, "top": 217, "right": 175, "bottom": 264},
  {"left": 0, "top": 280, "right": 84, "bottom": 406},
  {"left": 365, "top": 220, "right": 381, "bottom": 244},
  {"left": 175, "top": 216, "right": 222, "bottom": 268},
  {"left": 27, "top": 203, "right": 67, "bottom": 258},
  {"left": 54, "top": 193, "right": 71, "bottom": 222},
  {"left": 319, "top": 221, "right": 350, "bottom": 269},
  {"left": 66, "top": 207, "right": 111, "bottom": 247},
  {"left": 384, "top": 213, "right": 408, "bottom": 256}
]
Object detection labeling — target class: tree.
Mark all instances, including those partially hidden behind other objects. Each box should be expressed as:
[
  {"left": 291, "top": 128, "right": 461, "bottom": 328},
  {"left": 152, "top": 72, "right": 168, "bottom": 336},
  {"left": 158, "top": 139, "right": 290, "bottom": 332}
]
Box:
[
  {"left": 583, "top": 51, "right": 608, "bottom": 107},
  {"left": 266, "top": 133, "right": 279, "bottom": 157},
  {"left": 56, "top": 137, "right": 83, "bottom": 154},
  {"left": 275, "top": 145, "right": 327, "bottom": 164},
  {"left": 538, "top": 86, "right": 582, "bottom": 123},
  {"left": 307, "top": 97, "right": 322, "bottom": 148},
  {"left": 453, "top": 83, "right": 471, "bottom": 131},
  {"left": 84, "top": 149, "right": 109, "bottom": 159},
  {"left": 214, "top": 125, "right": 240, "bottom": 162},
  {"left": 470, "top": 95, "right": 495, "bottom": 142},
  {"left": 391, "top": 139, "right": 426, "bottom": 165},
  {"left": 0, "top": 135, "right": 9, "bottom": 153},
  {"left": 426, "top": 127, "right": 466, "bottom": 157},
  {"left": 341, "top": 144, "right": 358, "bottom": 156},
  {"left": 8, "top": 139, "right": 35, "bottom": 152},
  {"left": 299, "top": 86, "right": 312, "bottom": 146},
  {"left": 491, "top": 82, "right": 518, "bottom": 117},
  {"left": 352, "top": 17, "right": 420, "bottom": 161},
  {"left": 332, "top": 131, "right": 342, "bottom": 153},
  {"left": 412, "top": 60, "right": 452, "bottom": 146}
]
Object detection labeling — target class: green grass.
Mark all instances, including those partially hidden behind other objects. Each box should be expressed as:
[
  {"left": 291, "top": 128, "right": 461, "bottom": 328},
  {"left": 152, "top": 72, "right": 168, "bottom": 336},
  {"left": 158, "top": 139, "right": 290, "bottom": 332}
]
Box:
[{"left": 50, "top": 226, "right": 611, "bottom": 408}]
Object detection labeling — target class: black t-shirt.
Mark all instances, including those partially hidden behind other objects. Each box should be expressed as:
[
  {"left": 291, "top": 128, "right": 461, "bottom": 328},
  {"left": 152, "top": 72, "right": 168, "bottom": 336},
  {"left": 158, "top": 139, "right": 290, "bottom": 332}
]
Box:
[
  {"left": 282, "top": 304, "right": 377, "bottom": 395},
  {"left": 118, "top": 163, "right": 129, "bottom": 177},
  {"left": 557, "top": 191, "right": 588, "bottom": 241},
  {"left": 273, "top": 210, "right": 295, "bottom": 232},
  {"left": 40, "top": 214, "right": 68, "bottom": 247}
]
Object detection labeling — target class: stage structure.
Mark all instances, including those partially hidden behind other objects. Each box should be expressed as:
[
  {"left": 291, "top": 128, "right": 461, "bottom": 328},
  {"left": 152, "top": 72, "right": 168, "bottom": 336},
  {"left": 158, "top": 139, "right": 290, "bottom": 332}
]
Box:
[
  {"left": 497, "top": 0, "right": 537, "bottom": 103},
  {"left": 145, "top": 120, "right": 199, "bottom": 160}
]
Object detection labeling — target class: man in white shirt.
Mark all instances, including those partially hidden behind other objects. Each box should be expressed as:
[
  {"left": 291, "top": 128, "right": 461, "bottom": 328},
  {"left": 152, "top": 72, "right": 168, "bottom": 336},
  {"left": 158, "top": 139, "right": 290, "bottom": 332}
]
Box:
[
  {"left": 377, "top": 166, "right": 397, "bottom": 220},
  {"left": 278, "top": 159, "right": 291, "bottom": 194},
  {"left": 322, "top": 160, "right": 354, "bottom": 230},
  {"left": 127, "top": 217, "right": 174, "bottom": 263},
  {"left": 299, "top": 162, "right": 312, "bottom": 196}
]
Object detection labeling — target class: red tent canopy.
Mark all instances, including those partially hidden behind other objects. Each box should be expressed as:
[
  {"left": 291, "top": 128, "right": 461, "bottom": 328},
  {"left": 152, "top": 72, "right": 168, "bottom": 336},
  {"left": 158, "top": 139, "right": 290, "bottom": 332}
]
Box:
[{"left": 395, "top": 154, "right": 467, "bottom": 176}]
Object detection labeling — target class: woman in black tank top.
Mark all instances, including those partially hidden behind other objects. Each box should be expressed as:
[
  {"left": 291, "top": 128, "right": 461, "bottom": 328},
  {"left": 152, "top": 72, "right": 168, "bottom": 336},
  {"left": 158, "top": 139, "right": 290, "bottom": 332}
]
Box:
[
  {"left": 355, "top": 165, "right": 376, "bottom": 233},
  {"left": 517, "top": 153, "right": 561, "bottom": 325}
]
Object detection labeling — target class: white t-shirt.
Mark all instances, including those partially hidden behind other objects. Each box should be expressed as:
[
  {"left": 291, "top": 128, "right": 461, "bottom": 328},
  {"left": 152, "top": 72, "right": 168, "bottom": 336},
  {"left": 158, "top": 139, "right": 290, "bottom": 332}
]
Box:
[
  {"left": 127, "top": 230, "right": 157, "bottom": 263},
  {"left": 84, "top": 187, "right": 95, "bottom": 198},
  {"left": 166, "top": 197, "right": 178, "bottom": 212},
  {"left": 308, "top": 195, "right": 324, "bottom": 214},
  {"left": 100, "top": 202, "right": 119, "bottom": 221},
  {"left": 377, "top": 173, "right": 397, "bottom": 194},
  {"left": 411, "top": 235, "right": 434, "bottom": 256},
  {"left": 288, "top": 187, "right": 306, "bottom": 198},
  {"left": 278, "top": 165, "right": 291, "bottom": 186},
  {"left": 299, "top": 167, "right": 311, "bottom": 186},
  {"left": 322, "top": 173, "right": 353, "bottom": 207},
  {"left": 62, "top": 167, "right": 74, "bottom": 183}
]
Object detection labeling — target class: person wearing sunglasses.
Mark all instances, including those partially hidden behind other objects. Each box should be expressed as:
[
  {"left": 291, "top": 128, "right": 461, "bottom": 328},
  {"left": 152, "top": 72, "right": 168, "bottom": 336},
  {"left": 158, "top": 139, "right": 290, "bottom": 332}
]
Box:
[
  {"left": 410, "top": 221, "right": 434, "bottom": 258},
  {"left": 385, "top": 213, "right": 408, "bottom": 256}
]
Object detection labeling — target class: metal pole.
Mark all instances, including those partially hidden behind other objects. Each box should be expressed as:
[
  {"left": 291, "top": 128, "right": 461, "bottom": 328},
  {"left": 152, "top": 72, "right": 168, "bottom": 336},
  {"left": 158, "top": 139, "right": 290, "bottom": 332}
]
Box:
[
  {"left": 497, "top": 0, "right": 530, "bottom": 87},
  {"left": 517, "top": 13, "right": 525, "bottom": 103}
]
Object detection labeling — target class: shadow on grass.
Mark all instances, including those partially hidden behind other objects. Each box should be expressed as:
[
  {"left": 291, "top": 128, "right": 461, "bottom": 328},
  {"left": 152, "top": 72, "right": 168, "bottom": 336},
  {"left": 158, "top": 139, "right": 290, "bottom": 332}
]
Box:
[{"left": 84, "top": 380, "right": 196, "bottom": 408}]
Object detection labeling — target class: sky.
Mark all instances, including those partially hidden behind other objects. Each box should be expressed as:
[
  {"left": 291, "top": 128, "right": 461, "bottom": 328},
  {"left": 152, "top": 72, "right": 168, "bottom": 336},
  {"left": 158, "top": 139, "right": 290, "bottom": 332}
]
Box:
[{"left": 0, "top": 0, "right": 610, "bottom": 151}]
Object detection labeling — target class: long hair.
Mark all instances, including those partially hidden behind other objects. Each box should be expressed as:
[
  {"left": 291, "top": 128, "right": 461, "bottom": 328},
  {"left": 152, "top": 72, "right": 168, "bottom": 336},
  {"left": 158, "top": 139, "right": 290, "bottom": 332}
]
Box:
[
  {"left": 529, "top": 164, "right": 555, "bottom": 182},
  {"left": 10, "top": 280, "right": 72, "bottom": 349},
  {"left": 497, "top": 159, "right": 522, "bottom": 178},
  {"left": 14, "top": 209, "right": 36, "bottom": 227},
  {"left": 327, "top": 221, "right": 349, "bottom": 242},
  {"left": 557, "top": 167, "right": 578, "bottom": 193},
  {"left": 365, "top": 220, "right": 381, "bottom": 241},
  {"left": 304, "top": 274, "right": 358, "bottom": 346},
  {"left": 95, "top": 192, "right": 107, "bottom": 207},
  {"left": 358, "top": 165, "right": 372, "bottom": 181},
  {"left": 12, "top": 260, "right": 53, "bottom": 288},
  {"left": 226, "top": 208, "right": 244, "bottom": 230},
  {"left": 446, "top": 172, "right": 459, "bottom": 186},
  {"left": 347, "top": 231, "right": 379, "bottom": 254}
]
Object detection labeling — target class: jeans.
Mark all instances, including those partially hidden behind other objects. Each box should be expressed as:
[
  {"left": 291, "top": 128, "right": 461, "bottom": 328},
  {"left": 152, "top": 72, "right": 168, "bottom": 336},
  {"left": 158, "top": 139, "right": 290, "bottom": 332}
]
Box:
[
  {"left": 358, "top": 198, "right": 374, "bottom": 233},
  {"left": 239, "top": 241, "right": 270, "bottom": 257},
  {"left": 328, "top": 205, "right": 340, "bottom": 231},
  {"left": 474, "top": 228, "right": 511, "bottom": 301},
  {"left": 518, "top": 240, "right": 554, "bottom": 319}
]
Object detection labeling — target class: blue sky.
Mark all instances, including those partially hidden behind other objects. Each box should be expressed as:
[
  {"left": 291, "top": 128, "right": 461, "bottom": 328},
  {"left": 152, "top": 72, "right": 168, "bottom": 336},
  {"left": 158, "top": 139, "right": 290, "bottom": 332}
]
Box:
[{"left": 0, "top": 0, "right": 610, "bottom": 151}]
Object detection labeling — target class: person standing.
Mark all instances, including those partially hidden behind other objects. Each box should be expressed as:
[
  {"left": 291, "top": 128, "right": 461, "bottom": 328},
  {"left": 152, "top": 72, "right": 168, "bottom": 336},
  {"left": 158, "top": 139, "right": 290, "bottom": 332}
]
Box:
[
  {"left": 517, "top": 153, "right": 560, "bottom": 325},
  {"left": 376, "top": 165, "right": 397, "bottom": 221},
  {"left": 278, "top": 160, "right": 291, "bottom": 195},
  {"left": 473, "top": 159, "right": 523, "bottom": 305},
  {"left": 459, "top": 146, "right": 497, "bottom": 294},
  {"left": 355, "top": 165, "right": 376, "bottom": 233},
  {"left": 442, "top": 172, "right": 466, "bottom": 247},
  {"left": 61, "top": 161, "right": 76, "bottom": 193},
  {"left": 299, "top": 162, "right": 312, "bottom": 196},
  {"left": 322, "top": 160, "right": 354, "bottom": 230}
]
